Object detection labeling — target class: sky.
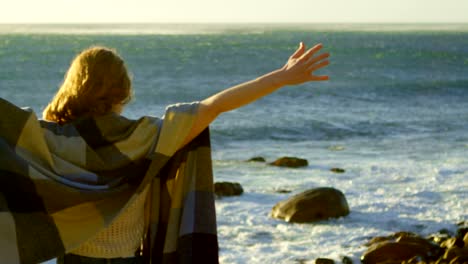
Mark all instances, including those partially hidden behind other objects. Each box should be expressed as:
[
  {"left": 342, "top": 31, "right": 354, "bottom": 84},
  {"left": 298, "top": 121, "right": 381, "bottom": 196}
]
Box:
[{"left": 0, "top": 0, "right": 467, "bottom": 24}]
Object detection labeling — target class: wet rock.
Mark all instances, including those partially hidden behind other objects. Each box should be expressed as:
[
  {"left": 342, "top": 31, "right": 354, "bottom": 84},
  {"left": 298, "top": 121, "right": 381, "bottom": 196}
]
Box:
[
  {"left": 443, "top": 247, "right": 468, "bottom": 262},
  {"left": 269, "top": 156, "right": 308, "bottom": 168},
  {"left": 275, "top": 189, "right": 292, "bottom": 194},
  {"left": 341, "top": 256, "right": 353, "bottom": 264},
  {"left": 365, "top": 232, "right": 418, "bottom": 246},
  {"left": 363, "top": 223, "right": 468, "bottom": 264},
  {"left": 428, "top": 231, "right": 452, "bottom": 245},
  {"left": 449, "top": 255, "right": 468, "bottom": 264},
  {"left": 406, "top": 256, "right": 426, "bottom": 263},
  {"left": 396, "top": 233, "right": 440, "bottom": 248},
  {"left": 365, "top": 236, "right": 391, "bottom": 247},
  {"left": 330, "top": 168, "right": 345, "bottom": 173},
  {"left": 456, "top": 222, "right": 468, "bottom": 243},
  {"left": 247, "top": 156, "right": 266, "bottom": 162},
  {"left": 439, "top": 228, "right": 455, "bottom": 236},
  {"left": 315, "top": 258, "right": 335, "bottom": 264},
  {"left": 362, "top": 232, "right": 442, "bottom": 264},
  {"left": 441, "top": 237, "right": 465, "bottom": 249},
  {"left": 270, "top": 187, "right": 350, "bottom": 223},
  {"left": 464, "top": 233, "right": 468, "bottom": 248},
  {"left": 214, "top": 182, "right": 244, "bottom": 197},
  {"left": 457, "top": 228, "right": 468, "bottom": 241},
  {"left": 361, "top": 241, "right": 440, "bottom": 264}
]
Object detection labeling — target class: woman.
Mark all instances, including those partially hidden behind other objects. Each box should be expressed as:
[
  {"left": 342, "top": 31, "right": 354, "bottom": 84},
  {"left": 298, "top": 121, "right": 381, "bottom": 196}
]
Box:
[{"left": 44, "top": 42, "right": 329, "bottom": 263}]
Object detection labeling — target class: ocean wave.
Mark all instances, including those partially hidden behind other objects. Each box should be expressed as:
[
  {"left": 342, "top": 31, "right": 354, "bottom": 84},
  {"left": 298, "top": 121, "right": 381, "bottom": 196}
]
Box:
[{"left": 210, "top": 119, "right": 441, "bottom": 142}]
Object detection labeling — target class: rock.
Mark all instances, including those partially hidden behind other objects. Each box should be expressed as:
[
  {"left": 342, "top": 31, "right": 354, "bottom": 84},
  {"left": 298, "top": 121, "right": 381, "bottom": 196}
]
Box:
[
  {"left": 247, "top": 156, "right": 266, "bottom": 162},
  {"left": 361, "top": 241, "right": 440, "bottom": 264},
  {"left": 365, "top": 235, "right": 395, "bottom": 247},
  {"left": 275, "top": 189, "right": 292, "bottom": 194},
  {"left": 441, "top": 237, "right": 465, "bottom": 249},
  {"left": 361, "top": 232, "right": 443, "bottom": 264},
  {"left": 456, "top": 222, "right": 468, "bottom": 244},
  {"left": 341, "top": 256, "right": 353, "bottom": 264},
  {"left": 330, "top": 168, "right": 345, "bottom": 173},
  {"left": 428, "top": 231, "right": 452, "bottom": 245},
  {"left": 214, "top": 182, "right": 244, "bottom": 197},
  {"left": 457, "top": 228, "right": 468, "bottom": 241},
  {"left": 406, "top": 256, "right": 426, "bottom": 263},
  {"left": 449, "top": 255, "right": 468, "bottom": 264},
  {"left": 439, "top": 228, "right": 455, "bottom": 236},
  {"left": 464, "top": 233, "right": 468, "bottom": 248},
  {"left": 365, "top": 232, "right": 419, "bottom": 246},
  {"left": 270, "top": 187, "right": 350, "bottom": 223},
  {"left": 315, "top": 258, "right": 335, "bottom": 264},
  {"left": 443, "top": 247, "right": 468, "bottom": 262},
  {"left": 269, "top": 156, "right": 308, "bottom": 168},
  {"left": 362, "top": 224, "right": 468, "bottom": 264},
  {"left": 396, "top": 233, "right": 440, "bottom": 248}
]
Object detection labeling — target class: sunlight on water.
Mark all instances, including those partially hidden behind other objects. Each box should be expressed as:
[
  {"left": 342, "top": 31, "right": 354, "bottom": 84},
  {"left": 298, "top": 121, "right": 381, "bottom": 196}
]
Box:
[{"left": 1, "top": 23, "right": 468, "bottom": 35}]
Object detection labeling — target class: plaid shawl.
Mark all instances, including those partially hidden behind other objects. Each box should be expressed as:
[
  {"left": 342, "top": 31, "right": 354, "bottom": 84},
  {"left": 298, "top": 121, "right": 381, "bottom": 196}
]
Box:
[{"left": 0, "top": 98, "right": 218, "bottom": 264}]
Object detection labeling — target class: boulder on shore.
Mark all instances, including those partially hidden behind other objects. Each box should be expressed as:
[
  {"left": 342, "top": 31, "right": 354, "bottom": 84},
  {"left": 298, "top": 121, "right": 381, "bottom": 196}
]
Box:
[
  {"left": 361, "top": 232, "right": 442, "bottom": 264},
  {"left": 270, "top": 187, "right": 350, "bottom": 223},
  {"left": 315, "top": 258, "right": 335, "bottom": 264},
  {"left": 361, "top": 228, "right": 468, "bottom": 264},
  {"left": 247, "top": 156, "right": 266, "bottom": 162},
  {"left": 330, "top": 168, "right": 345, "bottom": 173},
  {"left": 214, "top": 182, "right": 244, "bottom": 197},
  {"left": 269, "top": 156, "right": 308, "bottom": 168}
]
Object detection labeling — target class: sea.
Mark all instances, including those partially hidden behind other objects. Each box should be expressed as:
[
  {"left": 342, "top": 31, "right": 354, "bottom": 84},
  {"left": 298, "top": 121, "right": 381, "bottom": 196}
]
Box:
[{"left": 1, "top": 23, "right": 467, "bottom": 263}]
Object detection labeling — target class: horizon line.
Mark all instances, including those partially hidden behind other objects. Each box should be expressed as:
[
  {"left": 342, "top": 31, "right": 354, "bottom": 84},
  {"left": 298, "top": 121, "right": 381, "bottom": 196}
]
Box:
[{"left": 1, "top": 21, "right": 468, "bottom": 25}]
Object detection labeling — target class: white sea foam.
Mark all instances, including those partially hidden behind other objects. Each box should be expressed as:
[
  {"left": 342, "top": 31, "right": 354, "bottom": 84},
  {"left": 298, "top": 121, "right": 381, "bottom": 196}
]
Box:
[{"left": 212, "top": 139, "right": 467, "bottom": 263}]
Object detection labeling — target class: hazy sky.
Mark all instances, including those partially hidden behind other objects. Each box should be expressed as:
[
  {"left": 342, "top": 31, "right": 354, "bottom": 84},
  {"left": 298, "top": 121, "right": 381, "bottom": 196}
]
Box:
[{"left": 1, "top": 0, "right": 467, "bottom": 23}]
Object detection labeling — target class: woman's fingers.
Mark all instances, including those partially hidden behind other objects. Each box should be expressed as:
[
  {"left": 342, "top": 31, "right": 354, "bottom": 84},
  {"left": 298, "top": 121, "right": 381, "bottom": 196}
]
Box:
[
  {"left": 308, "top": 59, "right": 330, "bottom": 81},
  {"left": 285, "top": 42, "right": 330, "bottom": 83},
  {"left": 306, "top": 52, "right": 330, "bottom": 68},
  {"left": 299, "top": 43, "right": 323, "bottom": 61},
  {"left": 310, "top": 75, "right": 329, "bottom": 81},
  {"left": 305, "top": 46, "right": 329, "bottom": 81},
  {"left": 290, "top": 42, "right": 306, "bottom": 59},
  {"left": 308, "top": 59, "right": 330, "bottom": 72}
]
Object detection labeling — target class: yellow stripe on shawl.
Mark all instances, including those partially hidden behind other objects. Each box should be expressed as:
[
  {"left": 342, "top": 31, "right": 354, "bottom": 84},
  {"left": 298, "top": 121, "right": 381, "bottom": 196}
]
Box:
[
  {"left": 155, "top": 103, "right": 199, "bottom": 157},
  {"left": 51, "top": 202, "right": 107, "bottom": 251},
  {"left": 162, "top": 162, "right": 188, "bottom": 253}
]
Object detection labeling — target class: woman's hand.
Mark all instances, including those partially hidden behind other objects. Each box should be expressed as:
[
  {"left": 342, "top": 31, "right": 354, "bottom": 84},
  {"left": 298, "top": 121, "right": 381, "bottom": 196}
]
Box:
[{"left": 277, "top": 42, "right": 330, "bottom": 86}]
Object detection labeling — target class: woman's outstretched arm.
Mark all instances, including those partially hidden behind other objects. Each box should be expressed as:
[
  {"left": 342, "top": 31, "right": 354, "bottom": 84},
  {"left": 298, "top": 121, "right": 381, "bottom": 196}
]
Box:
[{"left": 182, "top": 42, "right": 330, "bottom": 147}]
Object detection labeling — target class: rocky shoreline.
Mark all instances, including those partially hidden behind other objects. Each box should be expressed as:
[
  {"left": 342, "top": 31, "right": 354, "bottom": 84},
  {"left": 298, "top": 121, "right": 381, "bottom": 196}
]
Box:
[
  {"left": 214, "top": 156, "right": 468, "bottom": 264},
  {"left": 359, "top": 225, "right": 468, "bottom": 264}
]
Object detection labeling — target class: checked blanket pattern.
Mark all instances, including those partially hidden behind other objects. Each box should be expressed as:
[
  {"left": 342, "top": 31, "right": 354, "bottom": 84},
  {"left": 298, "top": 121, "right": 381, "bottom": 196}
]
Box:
[{"left": 0, "top": 98, "right": 218, "bottom": 264}]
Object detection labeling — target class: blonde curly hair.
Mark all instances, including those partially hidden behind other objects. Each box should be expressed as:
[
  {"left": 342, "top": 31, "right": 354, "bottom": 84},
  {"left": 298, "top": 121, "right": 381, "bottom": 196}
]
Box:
[{"left": 43, "top": 46, "right": 132, "bottom": 124}]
